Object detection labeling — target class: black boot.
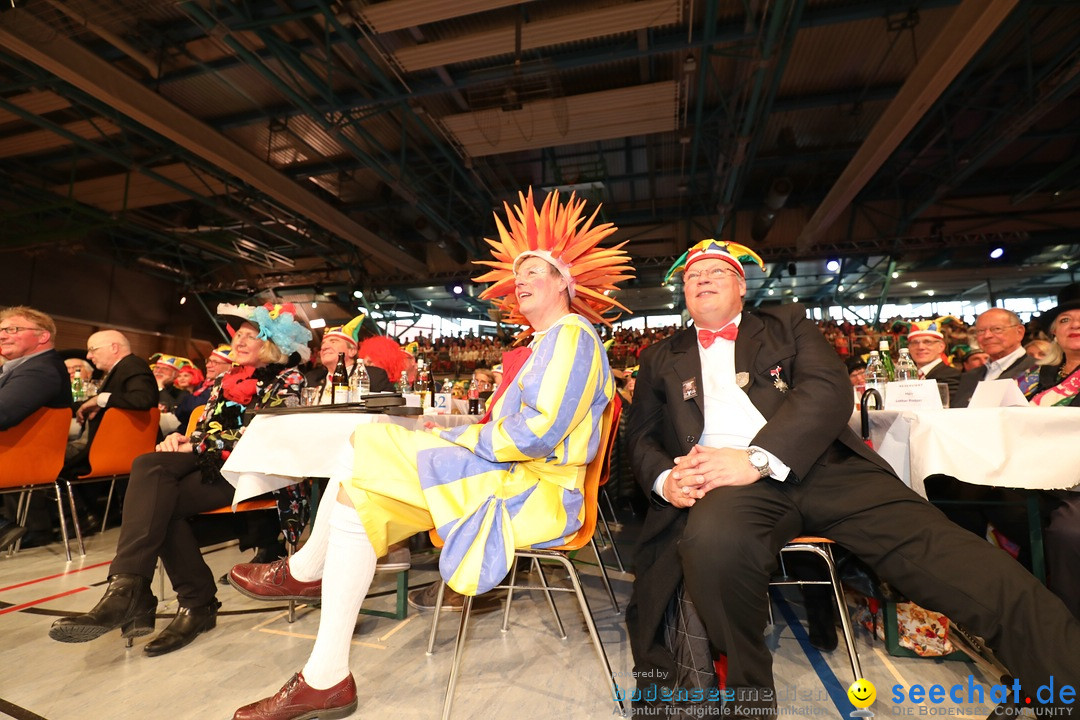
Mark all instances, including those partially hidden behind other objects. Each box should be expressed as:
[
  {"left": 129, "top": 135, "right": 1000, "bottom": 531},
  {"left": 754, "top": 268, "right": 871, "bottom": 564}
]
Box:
[
  {"left": 143, "top": 600, "right": 220, "bottom": 657},
  {"left": 49, "top": 574, "right": 157, "bottom": 644}
]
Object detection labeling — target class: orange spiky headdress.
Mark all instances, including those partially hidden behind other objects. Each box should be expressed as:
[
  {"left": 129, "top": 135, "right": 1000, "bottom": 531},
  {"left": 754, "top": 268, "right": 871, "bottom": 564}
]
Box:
[{"left": 472, "top": 188, "right": 634, "bottom": 333}]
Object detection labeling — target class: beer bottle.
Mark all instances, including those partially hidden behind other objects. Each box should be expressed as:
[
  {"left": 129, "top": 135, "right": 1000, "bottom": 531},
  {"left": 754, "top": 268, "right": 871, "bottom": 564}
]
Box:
[
  {"left": 331, "top": 352, "right": 350, "bottom": 405},
  {"left": 417, "top": 359, "right": 431, "bottom": 410}
]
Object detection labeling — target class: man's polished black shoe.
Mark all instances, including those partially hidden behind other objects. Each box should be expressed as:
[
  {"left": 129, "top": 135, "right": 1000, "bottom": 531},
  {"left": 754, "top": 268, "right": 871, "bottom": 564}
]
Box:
[
  {"left": 143, "top": 600, "right": 220, "bottom": 656},
  {"left": 49, "top": 574, "right": 157, "bottom": 643}
]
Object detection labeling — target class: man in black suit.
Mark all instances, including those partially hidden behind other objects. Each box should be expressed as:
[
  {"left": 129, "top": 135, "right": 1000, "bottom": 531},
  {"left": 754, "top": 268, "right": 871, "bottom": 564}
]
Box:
[
  {"left": 626, "top": 240, "right": 1080, "bottom": 716},
  {"left": 905, "top": 321, "right": 961, "bottom": 405},
  {"left": 929, "top": 308, "right": 1039, "bottom": 568},
  {"left": 65, "top": 329, "right": 157, "bottom": 478},
  {"left": 952, "top": 308, "right": 1034, "bottom": 408},
  {"left": 304, "top": 317, "right": 393, "bottom": 400},
  {"left": 0, "top": 306, "right": 72, "bottom": 548}
]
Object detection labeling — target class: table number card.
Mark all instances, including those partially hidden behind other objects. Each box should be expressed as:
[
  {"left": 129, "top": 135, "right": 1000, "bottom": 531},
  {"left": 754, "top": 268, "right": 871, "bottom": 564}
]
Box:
[
  {"left": 884, "top": 380, "right": 943, "bottom": 410},
  {"left": 429, "top": 392, "right": 451, "bottom": 415}
]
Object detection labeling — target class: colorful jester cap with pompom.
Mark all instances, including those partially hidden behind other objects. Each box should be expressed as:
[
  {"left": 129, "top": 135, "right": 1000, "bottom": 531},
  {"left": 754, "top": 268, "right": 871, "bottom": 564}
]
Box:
[
  {"left": 472, "top": 188, "right": 634, "bottom": 336},
  {"left": 663, "top": 239, "right": 765, "bottom": 285}
]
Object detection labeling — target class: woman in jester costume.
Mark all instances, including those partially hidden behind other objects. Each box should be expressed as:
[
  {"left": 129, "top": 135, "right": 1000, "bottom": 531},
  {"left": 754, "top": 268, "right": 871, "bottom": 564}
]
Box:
[{"left": 229, "top": 188, "right": 634, "bottom": 720}]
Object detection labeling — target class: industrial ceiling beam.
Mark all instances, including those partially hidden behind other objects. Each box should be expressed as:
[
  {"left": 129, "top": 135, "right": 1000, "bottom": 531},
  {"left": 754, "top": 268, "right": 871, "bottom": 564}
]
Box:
[
  {"left": 796, "top": 0, "right": 1020, "bottom": 252},
  {"left": 0, "top": 8, "right": 425, "bottom": 276}
]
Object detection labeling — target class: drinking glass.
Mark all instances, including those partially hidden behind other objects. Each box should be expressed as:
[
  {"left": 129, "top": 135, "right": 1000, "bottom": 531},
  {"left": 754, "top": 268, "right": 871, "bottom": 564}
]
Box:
[{"left": 936, "top": 382, "right": 950, "bottom": 409}]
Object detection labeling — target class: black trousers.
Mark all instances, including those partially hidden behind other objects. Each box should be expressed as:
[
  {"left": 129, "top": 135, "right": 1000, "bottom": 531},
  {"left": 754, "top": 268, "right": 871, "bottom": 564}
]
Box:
[
  {"left": 1046, "top": 494, "right": 1080, "bottom": 620},
  {"left": 110, "top": 452, "right": 235, "bottom": 608},
  {"left": 678, "top": 443, "right": 1080, "bottom": 704}
]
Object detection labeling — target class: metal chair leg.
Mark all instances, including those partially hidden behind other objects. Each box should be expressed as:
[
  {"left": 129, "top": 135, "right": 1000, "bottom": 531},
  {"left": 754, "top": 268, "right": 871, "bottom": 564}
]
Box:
[
  {"left": 63, "top": 479, "right": 86, "bottom": 557},
  {"left": 596, "top": 504, "right": 626, "bottom": 573},
  {"left": 439, "top": 594, "right": 473, "bottom": 720},
  {"left": 9, "top": 490, "right": 29, "bottom": 556},
  {"left": 427, "top": 581, "right": 448, "bottom": 654},
  {"left": 822, "top": 544, "right": 862, "bottom": 682},
  {"left": 53, "top": 484, "right": 74, "bottom": 561},
  {"left": 101, "top": 478, "right": 117, "bottom": 533},
  {"left": 533, "top": 557, "right": 566, "bottom": 639},
  {"left": 590, "top": 537, "right": 620, "bottom": 613},
  {"left": 501, "top": 554, "right": 521, "bottom": 633},
  {"left": 551, "top": 552, "right": 625, "bottom": 717}
]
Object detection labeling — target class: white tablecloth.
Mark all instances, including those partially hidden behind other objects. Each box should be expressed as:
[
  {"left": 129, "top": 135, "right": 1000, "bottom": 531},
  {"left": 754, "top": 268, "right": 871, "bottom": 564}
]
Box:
[
  {"left": 221, "top": 412, "right": 475, "bottom": 507},
  {"left": 849, "top": 407, "right": 1080, "bottom": 496}
]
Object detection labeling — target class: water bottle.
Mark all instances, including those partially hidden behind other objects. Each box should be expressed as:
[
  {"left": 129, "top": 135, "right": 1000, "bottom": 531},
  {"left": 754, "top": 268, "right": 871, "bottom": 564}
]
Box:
[
  {"left": 398, "top": 370, "right": 411, "bottom": 394},
  {"left": 349, "top": 362, "right": 370, "bottom": 403},
  {"left": 877, "top": 340, "right": 895, "bottom": 382},
  {"left": 895, "top": 348, "right": 918, "bottom": 381},
  {"left": 71, "top": 368, "right": 85, "bottom": 402},
  {"left": 864, "top": 351, "right": 886, "bottom": 395}
]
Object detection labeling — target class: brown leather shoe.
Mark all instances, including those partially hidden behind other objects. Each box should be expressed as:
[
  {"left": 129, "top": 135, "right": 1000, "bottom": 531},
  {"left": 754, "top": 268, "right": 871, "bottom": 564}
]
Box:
[
  {"left": 407, "top": 581, "right": 502, "bottom": 614},
  {"left": 233, "top": 672, "right": 357, "bottom": 720},
  {"left": 228, "top": 558, "right": 321, "bottom": 602}
]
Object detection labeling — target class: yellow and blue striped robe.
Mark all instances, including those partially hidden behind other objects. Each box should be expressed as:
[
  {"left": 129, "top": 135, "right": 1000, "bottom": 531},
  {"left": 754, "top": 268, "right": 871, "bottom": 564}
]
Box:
[{"left": 342, "top": 313, "right": 614, "bottom": 596}]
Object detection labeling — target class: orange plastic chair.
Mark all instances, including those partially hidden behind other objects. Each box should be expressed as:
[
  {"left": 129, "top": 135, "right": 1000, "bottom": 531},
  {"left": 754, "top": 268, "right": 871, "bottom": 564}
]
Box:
[
  {"left": 0, "top": 408, "right": 74, "bottom": 559},
  {"left": 64, "top": 407, "right": 160, "bottom": 555},
  {"left": 184, "top": 404, "right": 206, "bottom": 437},
  {"left": 773, "top": 536, "right": 863, "bottom": 683},
  {"left": 426, "top": 396, "right": 624, "bottom": 720}
]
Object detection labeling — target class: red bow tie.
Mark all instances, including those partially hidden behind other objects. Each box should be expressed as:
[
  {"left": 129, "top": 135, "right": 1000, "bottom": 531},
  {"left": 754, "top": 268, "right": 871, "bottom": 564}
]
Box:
[{"left": 697, "top": 324, "right": 738, "bottom": 348}]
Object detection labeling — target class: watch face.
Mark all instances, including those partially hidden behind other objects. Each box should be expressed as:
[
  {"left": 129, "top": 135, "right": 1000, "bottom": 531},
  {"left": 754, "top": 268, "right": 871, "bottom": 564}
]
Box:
[{"left": 749, "top": 451, "right": 768, "bottom": 467}]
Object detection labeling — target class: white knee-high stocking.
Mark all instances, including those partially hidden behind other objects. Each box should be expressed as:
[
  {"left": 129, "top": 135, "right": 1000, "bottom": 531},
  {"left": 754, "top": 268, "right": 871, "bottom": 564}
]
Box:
[
  {"left": 287, "top": 441, "right": 354, "bottom": 582},
  {"left": 300, "top": 501, "right": 377, "bottom": 689}
]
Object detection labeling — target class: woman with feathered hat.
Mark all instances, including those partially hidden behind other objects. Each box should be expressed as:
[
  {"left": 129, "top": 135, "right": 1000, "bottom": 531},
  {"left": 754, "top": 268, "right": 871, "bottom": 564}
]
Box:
[
  {"left": 49, "top": 303, "right": 310, "bottom": 656},
  {"left": 228, "top": 188, "right": 633, "bottom": 720}
]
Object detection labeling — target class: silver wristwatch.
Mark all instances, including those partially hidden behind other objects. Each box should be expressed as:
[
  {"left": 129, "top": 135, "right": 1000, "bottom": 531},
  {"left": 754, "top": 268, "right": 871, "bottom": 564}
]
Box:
[{"left": 746, "top": 448, "right": 771, "bottom": 479}]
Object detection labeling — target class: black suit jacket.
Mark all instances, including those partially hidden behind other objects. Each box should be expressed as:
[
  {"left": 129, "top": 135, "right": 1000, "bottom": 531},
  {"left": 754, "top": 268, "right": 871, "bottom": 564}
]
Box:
[
  {"left": 0, "top": 349, "right": 73, "bottom": 430},
  {"left": 924, "top": 361, "right": 962, "bottom": 405},
  {"left": 65, "top": 354, "right": 158, "bottom": 477},
  {"left": 952, "top": 352, "right": 1036, "bottom": 408},
  {"left": 626, "top": 303, "right": 895, "bottom": 682}
]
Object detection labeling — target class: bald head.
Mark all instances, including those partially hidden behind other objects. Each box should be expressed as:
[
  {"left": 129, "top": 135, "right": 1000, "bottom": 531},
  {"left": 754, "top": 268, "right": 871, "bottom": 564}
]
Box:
[
  {"left": 87, "top": 329, "right": 132, "bottom": 372},
  {"left": 973, "top": 308, "right": 1025, "bottom": 361}
]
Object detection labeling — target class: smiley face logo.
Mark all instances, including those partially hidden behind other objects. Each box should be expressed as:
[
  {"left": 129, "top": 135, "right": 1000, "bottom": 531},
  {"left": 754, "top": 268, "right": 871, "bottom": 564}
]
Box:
[{"left": 847, "top": 678, "right": 876, "bottom": 708}]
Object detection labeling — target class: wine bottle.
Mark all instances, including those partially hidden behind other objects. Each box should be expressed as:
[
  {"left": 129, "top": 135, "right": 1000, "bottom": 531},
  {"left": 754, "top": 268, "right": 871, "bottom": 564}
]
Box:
[{"left": 331, "top": 352, "right": 349, "bottom": 405}]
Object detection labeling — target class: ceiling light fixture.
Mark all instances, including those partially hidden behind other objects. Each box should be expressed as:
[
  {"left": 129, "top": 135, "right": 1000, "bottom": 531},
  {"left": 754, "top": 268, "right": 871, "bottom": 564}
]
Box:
[
  {"left": 990, "top": 247, "right": 1004, "bottom": 259},
  {"left": 353, "top": 290, "right": 363, "bottom": 299},
  {"left": 826, "top": 259, "right": 840, "bottom": 272}
]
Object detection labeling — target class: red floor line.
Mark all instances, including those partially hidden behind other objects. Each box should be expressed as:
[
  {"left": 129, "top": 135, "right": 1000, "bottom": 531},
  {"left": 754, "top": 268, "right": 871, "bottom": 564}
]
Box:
[
  {"left": 0, "top": 559, "right": 111, "bottom": 593},
  {"left": 0, "top": 586, "right": 89, "bottom": 616}
]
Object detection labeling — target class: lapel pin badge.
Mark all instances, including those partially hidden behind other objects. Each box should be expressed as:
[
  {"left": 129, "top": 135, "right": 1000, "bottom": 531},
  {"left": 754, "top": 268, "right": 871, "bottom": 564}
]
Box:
[
  {"left": 682, "top": 377, "right": 698, "bottom": 401},
  {"left": 735, "top": 372, "right": 750, "bottom": 388},
  {"left": 769, "top": 366, "right": 789, "bottom": 393}
]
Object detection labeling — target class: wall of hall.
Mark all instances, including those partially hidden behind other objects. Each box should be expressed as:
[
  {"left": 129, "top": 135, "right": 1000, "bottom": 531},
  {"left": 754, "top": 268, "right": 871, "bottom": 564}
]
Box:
[{"left": 0, "top": 251, "right": 224, "bottom": 363}]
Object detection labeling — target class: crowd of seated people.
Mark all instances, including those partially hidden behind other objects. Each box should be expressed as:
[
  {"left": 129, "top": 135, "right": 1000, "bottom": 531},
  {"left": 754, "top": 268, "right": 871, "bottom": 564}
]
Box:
[{"left": 4, "top": 255, "right": 1079, "bottom": 720}]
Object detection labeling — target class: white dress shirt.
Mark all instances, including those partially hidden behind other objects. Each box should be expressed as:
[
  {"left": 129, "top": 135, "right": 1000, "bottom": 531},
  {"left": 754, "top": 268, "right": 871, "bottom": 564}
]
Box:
[
  {"left": 653, "top": 315, "right": 791, "bottom": 500},
  {"left": 982, "top": 346, "right": 1027, "bottom": 381}
]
